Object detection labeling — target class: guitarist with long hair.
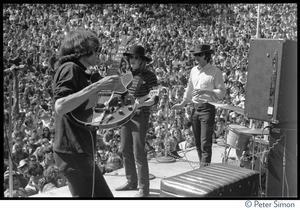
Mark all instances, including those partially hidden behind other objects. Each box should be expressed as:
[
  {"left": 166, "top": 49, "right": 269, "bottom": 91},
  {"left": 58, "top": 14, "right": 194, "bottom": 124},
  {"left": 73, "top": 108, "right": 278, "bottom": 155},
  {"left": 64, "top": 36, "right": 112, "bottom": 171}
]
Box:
[
  {"left": 115, "top": 45, "right": 159, "bottom": 197},
  {"left": 52, "top": 29, "right": 120, "bottom": 197}
]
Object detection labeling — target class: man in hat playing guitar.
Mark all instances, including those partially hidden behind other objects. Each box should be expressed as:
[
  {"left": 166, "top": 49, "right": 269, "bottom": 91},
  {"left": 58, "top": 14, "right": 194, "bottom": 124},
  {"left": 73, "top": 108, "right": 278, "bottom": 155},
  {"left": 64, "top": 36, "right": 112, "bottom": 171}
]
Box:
[
  {"left": 172, "top": 44, "right": 226, "bottom": 167},
  {"left": 115, "top": 45, "right": 159, "bottom": 197}
]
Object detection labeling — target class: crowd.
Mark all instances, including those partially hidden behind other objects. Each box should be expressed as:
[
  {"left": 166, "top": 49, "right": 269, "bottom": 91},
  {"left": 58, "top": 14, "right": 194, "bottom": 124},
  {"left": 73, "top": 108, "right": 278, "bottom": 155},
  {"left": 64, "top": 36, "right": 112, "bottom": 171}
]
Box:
[{"left": 3, "top": 3, "right": 297, "bottom": 197}]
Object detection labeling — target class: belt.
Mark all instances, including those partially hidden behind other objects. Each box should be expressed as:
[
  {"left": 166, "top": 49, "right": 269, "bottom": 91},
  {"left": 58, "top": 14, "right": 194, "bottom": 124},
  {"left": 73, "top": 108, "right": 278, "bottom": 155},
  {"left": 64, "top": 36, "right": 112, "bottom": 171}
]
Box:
[{"left": 194, "top": 102, "right": 213, "bottom": 109}]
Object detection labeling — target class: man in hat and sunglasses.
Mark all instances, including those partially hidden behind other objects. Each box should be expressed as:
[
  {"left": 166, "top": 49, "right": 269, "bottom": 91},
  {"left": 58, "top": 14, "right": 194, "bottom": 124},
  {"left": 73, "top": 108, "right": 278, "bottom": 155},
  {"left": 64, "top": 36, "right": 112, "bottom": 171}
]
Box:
[
  {"left": 115, "top": 45, "right": 159, "bottom": 197},
  {"left": 172, "top": 44, "right": 226, "bottom": 167}
]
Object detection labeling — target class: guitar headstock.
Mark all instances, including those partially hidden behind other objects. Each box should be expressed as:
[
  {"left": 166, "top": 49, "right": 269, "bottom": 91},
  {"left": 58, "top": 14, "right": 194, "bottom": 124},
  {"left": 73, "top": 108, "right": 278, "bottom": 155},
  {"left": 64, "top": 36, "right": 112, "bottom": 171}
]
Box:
[{"left": 107, "top": 35, "right": 135, "bottom": 76}]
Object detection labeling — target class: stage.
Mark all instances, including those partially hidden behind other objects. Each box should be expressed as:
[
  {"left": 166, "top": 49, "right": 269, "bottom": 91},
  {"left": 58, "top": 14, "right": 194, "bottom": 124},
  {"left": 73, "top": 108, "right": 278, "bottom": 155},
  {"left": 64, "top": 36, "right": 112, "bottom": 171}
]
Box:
[{"left": 32, "top": 140, "right": 240, "bottom": 198}]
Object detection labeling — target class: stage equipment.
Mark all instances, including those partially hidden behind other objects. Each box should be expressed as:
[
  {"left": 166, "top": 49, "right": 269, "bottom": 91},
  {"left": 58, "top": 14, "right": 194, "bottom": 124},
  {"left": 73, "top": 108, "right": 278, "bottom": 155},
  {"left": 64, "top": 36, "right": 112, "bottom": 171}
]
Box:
[
  {"left": 209, "top": 102, "right": 244, "bottom": 115},
  {"left": 160, "top": 163, "right": 259, "bottom": 197},
  {"left": 267, "top": 125, "right": 297, "bottom": 197},
  {"left": 245, "top": 39, "right": 297, "bottom": 125}
]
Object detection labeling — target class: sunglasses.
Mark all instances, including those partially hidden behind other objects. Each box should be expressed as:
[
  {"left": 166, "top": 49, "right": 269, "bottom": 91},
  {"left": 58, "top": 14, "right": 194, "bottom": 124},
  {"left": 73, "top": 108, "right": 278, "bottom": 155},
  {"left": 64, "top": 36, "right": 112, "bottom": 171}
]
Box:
[
  {"left": 194, "top": 53, "right": 205, "bottom": 57},
  {"left": 129, "top": 55, "right": 142, "bottom": 60}
]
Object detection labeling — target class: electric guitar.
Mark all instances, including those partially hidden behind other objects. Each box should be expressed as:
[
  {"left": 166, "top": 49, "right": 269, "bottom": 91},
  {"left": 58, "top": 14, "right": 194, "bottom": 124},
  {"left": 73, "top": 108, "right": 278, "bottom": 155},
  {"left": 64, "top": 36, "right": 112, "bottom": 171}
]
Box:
[{"left": 68, "top": 36, "right": 137, "bottom": 130}]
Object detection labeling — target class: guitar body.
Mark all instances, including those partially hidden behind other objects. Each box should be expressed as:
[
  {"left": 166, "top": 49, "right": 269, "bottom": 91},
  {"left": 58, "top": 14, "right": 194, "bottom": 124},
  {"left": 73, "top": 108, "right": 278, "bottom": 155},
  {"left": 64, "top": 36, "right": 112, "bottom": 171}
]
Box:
[
  {"left": 69, "top": 73, "right": 137, "bottom": 130},
  {"left": 68, "top": 36, "right": 137, "bottom": 130}
]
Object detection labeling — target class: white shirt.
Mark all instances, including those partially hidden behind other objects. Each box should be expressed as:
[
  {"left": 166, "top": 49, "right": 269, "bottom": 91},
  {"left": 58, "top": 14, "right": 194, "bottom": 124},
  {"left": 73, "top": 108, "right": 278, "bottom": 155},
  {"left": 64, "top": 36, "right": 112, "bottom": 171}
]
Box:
[{"left": 183, "top": 63, "right": 226, "bottom": 105}]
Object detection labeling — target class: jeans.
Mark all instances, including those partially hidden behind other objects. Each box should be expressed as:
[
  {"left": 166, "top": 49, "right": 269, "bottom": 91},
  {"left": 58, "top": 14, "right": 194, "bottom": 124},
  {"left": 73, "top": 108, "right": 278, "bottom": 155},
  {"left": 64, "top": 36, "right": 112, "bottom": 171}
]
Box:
[
  {"left": 54, "top": 152, "right": 113, "bottom": 197},
  {"left": 119, "top": 111, "right": 150, "bottom": 191},
  {"left": 191, "top": 103, "right": 216, "bottom": 166}
]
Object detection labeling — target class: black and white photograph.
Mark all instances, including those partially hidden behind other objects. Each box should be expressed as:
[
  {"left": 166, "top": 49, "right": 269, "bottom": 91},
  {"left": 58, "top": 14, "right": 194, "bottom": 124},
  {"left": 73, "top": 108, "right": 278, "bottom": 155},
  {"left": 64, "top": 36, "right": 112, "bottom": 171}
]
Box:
[{"left": 2, "top": 3, "right": 297, "bottom": 201}]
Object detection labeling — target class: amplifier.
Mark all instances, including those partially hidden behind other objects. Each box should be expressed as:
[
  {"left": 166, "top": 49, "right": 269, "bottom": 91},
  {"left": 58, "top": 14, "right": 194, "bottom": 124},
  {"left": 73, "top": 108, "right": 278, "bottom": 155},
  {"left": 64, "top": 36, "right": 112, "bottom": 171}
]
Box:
[
  {"left": 245, "top": 39, "right": 297, "bottom": 124},
  {"left": 160, "top": 163, "right": 259, "bottom": 197}
]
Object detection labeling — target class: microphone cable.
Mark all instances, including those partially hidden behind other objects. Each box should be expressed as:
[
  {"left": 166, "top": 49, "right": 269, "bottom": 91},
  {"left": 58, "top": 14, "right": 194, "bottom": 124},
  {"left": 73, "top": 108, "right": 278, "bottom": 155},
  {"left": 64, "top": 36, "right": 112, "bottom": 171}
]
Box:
[{"left": 89, "top": 130, "right": 96, "bottom": 198}]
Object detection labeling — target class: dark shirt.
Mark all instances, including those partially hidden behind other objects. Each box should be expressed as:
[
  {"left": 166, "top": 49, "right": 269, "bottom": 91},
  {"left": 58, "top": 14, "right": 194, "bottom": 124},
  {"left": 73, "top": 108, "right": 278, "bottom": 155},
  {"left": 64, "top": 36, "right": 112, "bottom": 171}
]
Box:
[
  {"left": 128, "top": 69, "right": 158, "bottom": 114},
  {"left": 129, "top": 69, "right": 158, "bottom": 97},
  {"left": 52, "top": 61, "right": 96, "bottom": 156}
]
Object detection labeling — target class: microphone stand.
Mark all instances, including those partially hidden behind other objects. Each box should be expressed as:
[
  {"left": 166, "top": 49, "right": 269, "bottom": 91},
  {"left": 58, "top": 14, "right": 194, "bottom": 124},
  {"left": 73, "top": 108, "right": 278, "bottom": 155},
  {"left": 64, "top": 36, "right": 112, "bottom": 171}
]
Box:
[
  {"left": 7, "top": 72, "right": 14, "bottom": 197},
  {"left": 5, "top": 66, "right": 21, "bottom": 197}
]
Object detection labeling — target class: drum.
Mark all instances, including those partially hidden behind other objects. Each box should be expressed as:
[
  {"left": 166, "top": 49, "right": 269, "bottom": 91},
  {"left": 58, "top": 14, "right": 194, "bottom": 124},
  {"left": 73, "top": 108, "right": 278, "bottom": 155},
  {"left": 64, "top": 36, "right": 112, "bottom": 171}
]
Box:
[{"left": 226, "top": 124, "right": 251, "bottom": 151}]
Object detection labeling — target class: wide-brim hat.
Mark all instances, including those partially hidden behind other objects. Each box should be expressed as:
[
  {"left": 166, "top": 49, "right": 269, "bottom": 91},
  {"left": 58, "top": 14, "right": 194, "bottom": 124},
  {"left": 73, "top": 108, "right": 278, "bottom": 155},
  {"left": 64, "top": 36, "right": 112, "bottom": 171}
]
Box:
[
  {"left": 18, "top": 159, "right": 28, "bottom": 168},
  {"left": 123, "top": 45, "right": 152, "bottom": 63},
  {"left": 190, "top": 44, "right": 214, "bottom": 54}
]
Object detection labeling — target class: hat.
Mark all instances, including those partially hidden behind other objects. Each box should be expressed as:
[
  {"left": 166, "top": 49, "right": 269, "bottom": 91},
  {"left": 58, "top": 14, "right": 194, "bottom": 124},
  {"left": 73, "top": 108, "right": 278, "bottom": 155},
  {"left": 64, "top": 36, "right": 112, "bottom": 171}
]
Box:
[
  {"left": 18, "top": 159, "right": 28, "bottom": 168},
  {"left": 123, "top": 45, "right": 152, "bottom": 62},
  {"left": 190, "top": 44, "right": 214, "bottom": 54}
]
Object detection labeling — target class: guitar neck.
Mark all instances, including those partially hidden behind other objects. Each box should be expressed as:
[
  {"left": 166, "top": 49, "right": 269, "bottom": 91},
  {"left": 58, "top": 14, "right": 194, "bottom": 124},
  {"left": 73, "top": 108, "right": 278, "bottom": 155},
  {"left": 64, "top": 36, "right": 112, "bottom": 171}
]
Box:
[
  {"left": 107, "top": 36, "right": 133, "bottom": 76},
  {"left": 138, "top": 89, "right": 160, "bottom": 102}
]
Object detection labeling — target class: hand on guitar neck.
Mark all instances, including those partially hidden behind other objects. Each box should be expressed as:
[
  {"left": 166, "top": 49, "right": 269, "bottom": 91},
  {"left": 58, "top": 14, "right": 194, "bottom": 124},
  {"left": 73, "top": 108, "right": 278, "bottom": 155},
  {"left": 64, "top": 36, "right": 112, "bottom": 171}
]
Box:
[{"left": 136, "top": 89, "right": 160, "bottom": 108}]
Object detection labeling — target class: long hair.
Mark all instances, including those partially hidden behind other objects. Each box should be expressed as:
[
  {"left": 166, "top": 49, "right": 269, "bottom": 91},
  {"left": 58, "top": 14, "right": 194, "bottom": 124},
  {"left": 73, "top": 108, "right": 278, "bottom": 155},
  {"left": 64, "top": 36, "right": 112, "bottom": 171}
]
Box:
[
  {"left": 43, "top": 165, "right": 59, "bottom": 187},
  {"left": 127, "top": 55, "right": 148, "bottom": 73},
  {"left": 54, "top": 29, "right": 100, "bottom": 69},
  {"left": 139, "top": 59, "right": 148, "bottom": 73},
  {"left": 42, "top": 126, "right": 51, "bottom": 140}
]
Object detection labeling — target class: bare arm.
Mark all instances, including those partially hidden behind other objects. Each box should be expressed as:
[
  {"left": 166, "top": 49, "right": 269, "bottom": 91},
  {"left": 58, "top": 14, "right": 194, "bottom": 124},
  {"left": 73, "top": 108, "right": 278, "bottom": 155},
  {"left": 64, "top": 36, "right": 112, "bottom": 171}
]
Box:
[{"left": 171, "top": 100, "right": 188, "bottom": 110}]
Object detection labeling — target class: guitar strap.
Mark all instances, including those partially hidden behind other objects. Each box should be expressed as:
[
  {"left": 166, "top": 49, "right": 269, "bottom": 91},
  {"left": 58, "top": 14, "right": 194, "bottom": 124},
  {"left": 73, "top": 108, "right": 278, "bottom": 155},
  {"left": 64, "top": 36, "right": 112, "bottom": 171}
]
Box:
[{"left": 131, "top": 75, "right": 144, "bottom": 97}]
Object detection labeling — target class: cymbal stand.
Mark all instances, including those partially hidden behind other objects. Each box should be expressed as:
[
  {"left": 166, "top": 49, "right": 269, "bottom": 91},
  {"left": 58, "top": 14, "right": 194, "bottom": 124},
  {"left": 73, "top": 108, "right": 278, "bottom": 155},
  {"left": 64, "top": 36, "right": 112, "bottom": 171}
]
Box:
[{"left": 222, "top": 109, "right": 230, "bottom": 163}]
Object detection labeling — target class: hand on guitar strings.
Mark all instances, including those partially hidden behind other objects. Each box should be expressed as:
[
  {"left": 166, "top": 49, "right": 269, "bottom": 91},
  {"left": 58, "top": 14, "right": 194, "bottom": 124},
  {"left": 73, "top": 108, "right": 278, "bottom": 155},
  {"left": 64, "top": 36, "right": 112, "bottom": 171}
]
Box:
[{"left": 135, "top": 99, "right": 142, "bottom": 108}]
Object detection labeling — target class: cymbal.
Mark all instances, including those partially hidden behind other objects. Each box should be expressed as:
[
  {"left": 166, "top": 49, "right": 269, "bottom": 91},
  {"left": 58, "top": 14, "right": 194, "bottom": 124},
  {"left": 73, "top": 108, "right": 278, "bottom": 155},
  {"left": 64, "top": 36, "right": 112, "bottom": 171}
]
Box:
[
  {"left": 242, "top": 128, "right": 269, "bottom": 135},
  {"left": 209, "top": 102, "right": 244, "bottom": 115},
  {"left": 228, "top": 124, "right": 269, "bottom": 135}
]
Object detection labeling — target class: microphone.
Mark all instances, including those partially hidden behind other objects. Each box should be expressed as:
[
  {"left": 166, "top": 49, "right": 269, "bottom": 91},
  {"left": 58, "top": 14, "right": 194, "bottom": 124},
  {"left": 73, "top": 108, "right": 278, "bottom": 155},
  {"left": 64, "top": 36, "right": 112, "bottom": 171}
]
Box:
[{"left": 4, "top": 65, "right": 25, "bottom": 73}]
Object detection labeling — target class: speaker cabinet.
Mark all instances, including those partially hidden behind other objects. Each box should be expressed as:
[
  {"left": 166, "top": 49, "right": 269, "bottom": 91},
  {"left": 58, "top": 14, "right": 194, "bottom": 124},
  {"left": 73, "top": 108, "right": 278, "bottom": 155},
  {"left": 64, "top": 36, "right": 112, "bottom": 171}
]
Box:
[
  {"left": 245, "top": 39, "right": 297, "bottom": 125},
  {"left": 267, "top": 126, "right": 297, "bottom": 197}
]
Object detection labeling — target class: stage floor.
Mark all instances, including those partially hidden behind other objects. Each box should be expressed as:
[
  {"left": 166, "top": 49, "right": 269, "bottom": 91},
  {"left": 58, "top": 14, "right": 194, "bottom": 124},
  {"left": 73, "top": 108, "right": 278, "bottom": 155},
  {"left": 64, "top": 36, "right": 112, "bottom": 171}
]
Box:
[{"left": 32, "top": 140, "right": 240, "bottom": 198}]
